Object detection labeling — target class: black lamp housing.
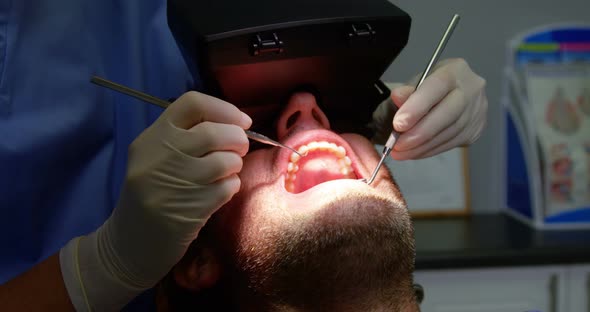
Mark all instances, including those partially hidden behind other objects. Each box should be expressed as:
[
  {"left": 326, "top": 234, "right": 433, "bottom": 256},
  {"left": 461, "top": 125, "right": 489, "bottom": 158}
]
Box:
[{"left": 168, "top": 0, "right": 411, "bottom": 138}]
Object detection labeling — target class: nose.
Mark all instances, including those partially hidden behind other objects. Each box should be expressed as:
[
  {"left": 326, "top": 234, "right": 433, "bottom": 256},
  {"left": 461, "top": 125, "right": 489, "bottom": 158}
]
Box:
[{"left": 276, "top": 92, "right": 331, "bottom": 140}]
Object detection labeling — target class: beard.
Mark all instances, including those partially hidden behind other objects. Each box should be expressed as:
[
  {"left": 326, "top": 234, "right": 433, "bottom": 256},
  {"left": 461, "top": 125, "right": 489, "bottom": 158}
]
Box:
[{"left": 226, "top": 194, "right": 416, "bottom": 311}]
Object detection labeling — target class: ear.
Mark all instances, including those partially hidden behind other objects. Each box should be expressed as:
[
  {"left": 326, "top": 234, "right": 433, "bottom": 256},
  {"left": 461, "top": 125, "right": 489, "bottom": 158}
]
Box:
[{"left": 172, "top": 247, "right": 221, "bottom": 291}]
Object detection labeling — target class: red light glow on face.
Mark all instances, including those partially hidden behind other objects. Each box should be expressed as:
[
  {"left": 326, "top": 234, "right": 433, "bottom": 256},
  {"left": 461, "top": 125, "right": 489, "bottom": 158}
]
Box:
[{"left": 212, "top": 91, "right": 405, "bottom": 230}]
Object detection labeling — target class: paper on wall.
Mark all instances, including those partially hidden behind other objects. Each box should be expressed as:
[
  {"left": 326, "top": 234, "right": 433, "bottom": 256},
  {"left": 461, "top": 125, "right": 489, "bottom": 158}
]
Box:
[{"left": 380, "top": 146, "right": 466, "bottom": 213}]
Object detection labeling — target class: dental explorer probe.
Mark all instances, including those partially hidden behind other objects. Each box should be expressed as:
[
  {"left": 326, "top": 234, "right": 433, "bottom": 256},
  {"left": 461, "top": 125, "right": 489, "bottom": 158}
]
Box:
[
  {"left": 364, "top": 14, "right": 460, "bottom": 185},
  {"left": 90, "top": 76, "right": 306, "bottom": 157}
]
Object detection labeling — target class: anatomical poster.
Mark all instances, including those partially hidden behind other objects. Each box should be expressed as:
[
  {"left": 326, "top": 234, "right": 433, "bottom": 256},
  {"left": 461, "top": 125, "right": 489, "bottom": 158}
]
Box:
[{"left": 525, "top": 64, "right": 590, "bottom": 216}]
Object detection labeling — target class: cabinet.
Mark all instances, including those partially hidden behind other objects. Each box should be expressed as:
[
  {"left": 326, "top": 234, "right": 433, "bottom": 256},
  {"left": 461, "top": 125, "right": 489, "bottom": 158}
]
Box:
[
  {"left": 414, "top": 266, "right": 568, "bottom": 312},
  {"left": 566, "top": 264, "right": 590, "bottom": 312}
]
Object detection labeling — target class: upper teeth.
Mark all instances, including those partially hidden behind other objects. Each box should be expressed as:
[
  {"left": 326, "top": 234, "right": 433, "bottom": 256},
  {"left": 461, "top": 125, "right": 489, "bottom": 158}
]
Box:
[
  {"left": 285, "top": 141, "right": 353, "bottom": 192},
  {"left": 289, "top": 141, "right": 346, "bottom": 163},
  {"left": 286, "top": 140, "right": 353, "bottom": 178}
]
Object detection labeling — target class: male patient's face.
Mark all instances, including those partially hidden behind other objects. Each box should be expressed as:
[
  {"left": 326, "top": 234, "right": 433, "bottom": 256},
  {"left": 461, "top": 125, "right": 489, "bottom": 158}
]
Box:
[{"left": 192, "top": 92, "right": 414, "bottom": 309}]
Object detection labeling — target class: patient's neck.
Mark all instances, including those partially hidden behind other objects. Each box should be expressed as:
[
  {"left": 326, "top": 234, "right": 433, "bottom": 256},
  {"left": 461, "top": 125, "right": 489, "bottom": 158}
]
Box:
[
  {"left": 233, "top": 282, "right": 420, "bottom": 312},
  {"left": 156, "top": 278, "right": 420, "bottom": 312},
  {"left": 237, "top": 299, "right": 420, "bottom": 312}
]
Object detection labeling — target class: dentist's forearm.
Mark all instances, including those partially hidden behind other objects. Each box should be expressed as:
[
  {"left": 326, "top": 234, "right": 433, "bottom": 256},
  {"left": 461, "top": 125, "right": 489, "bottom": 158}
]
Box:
[{"left": 0, "top": 253, "right": 75, "bottom": 311}]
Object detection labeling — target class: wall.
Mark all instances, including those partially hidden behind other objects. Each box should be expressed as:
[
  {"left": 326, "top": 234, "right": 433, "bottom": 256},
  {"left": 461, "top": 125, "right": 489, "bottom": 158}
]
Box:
[{"left": 382, "top": 0, "right": 590, "bottom": 213}]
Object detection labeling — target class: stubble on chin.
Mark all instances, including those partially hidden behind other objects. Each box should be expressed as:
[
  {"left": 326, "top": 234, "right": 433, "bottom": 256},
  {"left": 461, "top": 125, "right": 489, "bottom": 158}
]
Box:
[{"left": 232, "top": 194, "right": 416, "bottom": 310}]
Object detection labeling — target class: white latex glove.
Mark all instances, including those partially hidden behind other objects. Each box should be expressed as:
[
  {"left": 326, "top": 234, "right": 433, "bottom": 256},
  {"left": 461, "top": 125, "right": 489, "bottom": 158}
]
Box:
[
  {"left": 60, "top": 91, "right": 251, "bottom": 311},
  {"left": 372, "top": 58, "right": 487, "bottom": 160}
]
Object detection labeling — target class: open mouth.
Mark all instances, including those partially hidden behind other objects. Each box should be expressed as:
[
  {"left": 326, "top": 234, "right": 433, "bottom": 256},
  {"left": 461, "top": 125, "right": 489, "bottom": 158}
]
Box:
[{"left": 284, "top": 140, "right": 360, "bottom": 193}]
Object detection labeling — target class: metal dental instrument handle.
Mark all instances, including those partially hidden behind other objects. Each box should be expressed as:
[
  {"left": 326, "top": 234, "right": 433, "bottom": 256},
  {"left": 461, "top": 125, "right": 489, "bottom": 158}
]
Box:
[
  {"left": 364, "top": 14, "right": 460, "bottom": 185},
  {"left": 90, "top": 76, "right": 305, "bottom": 157},
  {"left": 242, "top": 130, "right": 305, "bottom": 156}
]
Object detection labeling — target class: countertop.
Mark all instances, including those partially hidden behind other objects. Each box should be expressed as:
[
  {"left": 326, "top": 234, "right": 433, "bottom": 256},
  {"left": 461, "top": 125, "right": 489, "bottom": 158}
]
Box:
[{"left": 414, "top": 213, "right": 590, "bottom": 270}]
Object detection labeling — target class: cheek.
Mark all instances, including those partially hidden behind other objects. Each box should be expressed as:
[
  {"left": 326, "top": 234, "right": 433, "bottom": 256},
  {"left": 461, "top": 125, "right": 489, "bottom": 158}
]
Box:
[
  {"left": 215, "top": 181, "right": 282, "bottom": 248},
  {"left": 342, "top": 133, "right": 380, "bottom": 157},
  {"left": 238, "top": 149, "right": 278, "bottom": 186}
]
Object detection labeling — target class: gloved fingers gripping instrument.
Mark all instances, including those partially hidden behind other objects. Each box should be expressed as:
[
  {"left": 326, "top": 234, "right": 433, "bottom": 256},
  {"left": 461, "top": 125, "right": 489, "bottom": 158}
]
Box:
[{"left": 364, "top": 14, "right": 460, "bottom": 185}]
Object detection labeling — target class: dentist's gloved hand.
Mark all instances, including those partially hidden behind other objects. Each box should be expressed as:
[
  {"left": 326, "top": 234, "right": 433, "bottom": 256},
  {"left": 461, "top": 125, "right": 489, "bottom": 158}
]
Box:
[
  {"left": 372, "top": 58, "right": 487, "bottom": 159},
  {"left": 60, "top": 91, "right": 251, "bottom": 311}
]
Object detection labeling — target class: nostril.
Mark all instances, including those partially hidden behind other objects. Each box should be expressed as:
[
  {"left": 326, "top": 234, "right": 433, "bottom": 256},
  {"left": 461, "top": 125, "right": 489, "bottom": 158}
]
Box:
[{"left": 286, "top": 111, "right": 301, "bottom": 129}]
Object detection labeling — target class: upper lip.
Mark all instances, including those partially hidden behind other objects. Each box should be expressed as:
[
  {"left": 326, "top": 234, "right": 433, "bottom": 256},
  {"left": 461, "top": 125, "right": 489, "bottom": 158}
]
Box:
[{"left": 275, "top": 129, "right": 367, "bottom": 181}]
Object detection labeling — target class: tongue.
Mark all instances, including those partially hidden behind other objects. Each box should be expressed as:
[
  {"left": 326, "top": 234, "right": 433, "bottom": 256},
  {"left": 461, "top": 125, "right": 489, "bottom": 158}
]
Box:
[{"left": 291, "top": 152, "right": 356, "bottom": 193}]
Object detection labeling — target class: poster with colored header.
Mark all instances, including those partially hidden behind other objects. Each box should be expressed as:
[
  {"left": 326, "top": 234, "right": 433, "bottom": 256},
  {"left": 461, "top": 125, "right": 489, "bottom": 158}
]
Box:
[
  {"left": 524, "top": 64, "right": 590, "bottom": 216},
  {"left": 504, "top": 24, "right": 590, "bottom": 228}
]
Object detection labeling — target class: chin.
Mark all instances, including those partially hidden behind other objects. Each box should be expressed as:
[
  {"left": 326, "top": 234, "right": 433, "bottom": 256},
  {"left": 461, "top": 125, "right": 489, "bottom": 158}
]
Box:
[{"left": 224, "top": 192, "right": 415, "bottom": 311}]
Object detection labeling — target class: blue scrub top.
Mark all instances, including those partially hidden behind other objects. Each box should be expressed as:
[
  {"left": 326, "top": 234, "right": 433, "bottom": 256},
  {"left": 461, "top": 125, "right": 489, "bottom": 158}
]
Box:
[{"left": 0, "top": 0, "right": 199, "bottom": 308}]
